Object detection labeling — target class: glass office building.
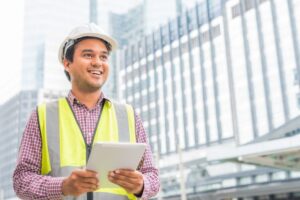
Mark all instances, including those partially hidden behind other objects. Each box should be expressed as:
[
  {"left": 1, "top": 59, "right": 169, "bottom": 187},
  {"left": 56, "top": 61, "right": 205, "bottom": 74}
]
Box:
[
  {"left": 108, "top": 0, "right": 179, "bottom": 100},
  {"left": 119, "top": 0, "right": 300, "bottom": 199}
]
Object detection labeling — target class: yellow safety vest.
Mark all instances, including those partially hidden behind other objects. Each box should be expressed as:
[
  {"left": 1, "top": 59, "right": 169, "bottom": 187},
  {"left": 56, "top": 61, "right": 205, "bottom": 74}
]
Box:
[{"left": 37, "top": 98, "right": 138, "bottom": 200}]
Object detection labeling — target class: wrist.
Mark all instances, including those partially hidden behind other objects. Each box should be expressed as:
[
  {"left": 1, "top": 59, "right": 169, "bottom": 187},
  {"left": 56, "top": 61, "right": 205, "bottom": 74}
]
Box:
[
  {"left": 61, "top": 178, "right": 70, "bottom": 196},
  {"left": 134, "top": 184, "right": 144, "bottom": 197}
]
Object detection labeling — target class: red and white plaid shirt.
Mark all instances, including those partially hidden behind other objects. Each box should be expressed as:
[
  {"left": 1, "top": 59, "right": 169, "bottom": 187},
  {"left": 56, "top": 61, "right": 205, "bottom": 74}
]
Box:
[{"left": 13, "top": 91, "right": 160, "bottom": 200}]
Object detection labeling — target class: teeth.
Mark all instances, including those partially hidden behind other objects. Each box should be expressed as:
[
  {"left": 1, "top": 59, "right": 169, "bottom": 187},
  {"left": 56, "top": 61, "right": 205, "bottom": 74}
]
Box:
[{"left": 90, "top": 70, "right": 102, "bottom": 75}]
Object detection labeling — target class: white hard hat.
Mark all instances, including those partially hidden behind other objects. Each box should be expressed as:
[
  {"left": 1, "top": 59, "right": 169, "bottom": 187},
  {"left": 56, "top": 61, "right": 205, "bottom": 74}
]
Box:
[{"left": 58, "top": 23, "right": 118, "bottom": 64}]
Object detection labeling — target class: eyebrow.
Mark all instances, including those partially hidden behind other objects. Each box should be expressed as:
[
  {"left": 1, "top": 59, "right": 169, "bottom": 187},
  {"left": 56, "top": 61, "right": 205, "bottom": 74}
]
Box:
[{"left": 81, "top": 49, "right": 108, "bottom": 55}]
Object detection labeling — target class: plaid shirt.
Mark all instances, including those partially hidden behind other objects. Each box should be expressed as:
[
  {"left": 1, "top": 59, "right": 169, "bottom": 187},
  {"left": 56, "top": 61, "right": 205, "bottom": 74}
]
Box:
[{"left": 13, "top": 92, "right": 160, "bottom": 200}]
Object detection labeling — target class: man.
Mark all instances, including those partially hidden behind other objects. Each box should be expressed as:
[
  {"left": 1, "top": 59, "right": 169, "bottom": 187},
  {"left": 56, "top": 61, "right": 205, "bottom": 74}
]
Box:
[{"left": 13, "top": 23, "right": 160, "bottom": 200}]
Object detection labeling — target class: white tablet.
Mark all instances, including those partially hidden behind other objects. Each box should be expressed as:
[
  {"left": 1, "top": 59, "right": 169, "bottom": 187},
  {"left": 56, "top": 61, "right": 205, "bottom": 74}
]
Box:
[{"left": 86, "top": 142, "right": 146, "bottom": 188}]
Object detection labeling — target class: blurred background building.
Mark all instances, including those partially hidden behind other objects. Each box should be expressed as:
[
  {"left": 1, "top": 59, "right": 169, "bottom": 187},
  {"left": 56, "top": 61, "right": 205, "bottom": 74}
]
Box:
[
  {"left": 0, "top": 0, "right": 182, "bottom": 199},
  {"left": 1, "top": 0, "right": 300, "bottom": 199},
  {"left": 0, "top": 0, "right": 86, "bottom": 198},
  {"left": 120, "top": 0, "right": 300, "bottom": 199},
  {"left": 0, "top": 90, "right": 67, "bottom": 199}
]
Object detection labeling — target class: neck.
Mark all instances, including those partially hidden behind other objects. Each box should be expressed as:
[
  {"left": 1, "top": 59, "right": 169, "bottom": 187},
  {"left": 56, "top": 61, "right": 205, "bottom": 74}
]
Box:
[{"left": 71, "top": 88, "right": 102, "bottom": 109}]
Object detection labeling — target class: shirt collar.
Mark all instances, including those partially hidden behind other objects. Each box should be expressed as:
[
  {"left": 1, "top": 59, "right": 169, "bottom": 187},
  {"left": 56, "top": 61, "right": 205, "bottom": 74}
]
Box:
[{"left": 67, "top": 90, "right": 112, "bottom": 107}]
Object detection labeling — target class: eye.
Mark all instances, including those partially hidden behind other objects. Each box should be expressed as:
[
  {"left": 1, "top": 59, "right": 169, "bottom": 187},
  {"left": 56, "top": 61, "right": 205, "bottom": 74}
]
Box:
[
  {"left": 83, "top": 53, "right": 93, "bottom": 58},
  {"left": 100, "top": 55, "right": 108, "bottom": 61}
]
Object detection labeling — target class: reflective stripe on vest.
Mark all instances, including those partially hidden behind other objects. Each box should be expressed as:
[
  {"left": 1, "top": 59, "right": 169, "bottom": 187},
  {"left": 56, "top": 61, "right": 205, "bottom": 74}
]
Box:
[{"left": 37, "top": 98, "right": 137, "bottom": 200}]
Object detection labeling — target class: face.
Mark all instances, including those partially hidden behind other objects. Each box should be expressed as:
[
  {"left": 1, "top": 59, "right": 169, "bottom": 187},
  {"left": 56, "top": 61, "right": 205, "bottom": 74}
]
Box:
[{"left": 63, "top": 38, "right": 110, "bottom": 93}]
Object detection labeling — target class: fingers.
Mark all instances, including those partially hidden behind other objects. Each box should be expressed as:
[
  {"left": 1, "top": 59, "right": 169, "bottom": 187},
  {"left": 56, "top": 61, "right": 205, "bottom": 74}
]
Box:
[
  {"left": 71, "top": 170, "right": 99, "bottom": 185},
  {"left": 62, "top": 169, "right": 100, "bottom": 197},
  {"left": 79, "top": 182, "right": 99, "bottom": 191},
  {"left": 73, "top": 169, "right": 98, "bottom": 178},
  {"left": 109, "top": 177, "right": 136, "bottom": 190},
  {"left": 108, "top": 170, "right": 144, "bottom": 194},
  {"left": 81, "top": 177, "right": 99, "bottom": 185},
  {"left": 108, "top": 170, "right": 137, "bottom": 183},
  {"left": 110, "top": 169, "right": 141, "bottom": 179}
]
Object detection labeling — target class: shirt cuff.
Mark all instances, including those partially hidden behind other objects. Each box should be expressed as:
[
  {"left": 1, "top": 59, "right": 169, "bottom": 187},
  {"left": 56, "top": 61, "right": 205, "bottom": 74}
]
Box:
[
  {"left": 138, "top": 175, "right": 150, "bottom": 200},
  {"left": 45, "top": 177, "right": 65, "bottom": 200}
]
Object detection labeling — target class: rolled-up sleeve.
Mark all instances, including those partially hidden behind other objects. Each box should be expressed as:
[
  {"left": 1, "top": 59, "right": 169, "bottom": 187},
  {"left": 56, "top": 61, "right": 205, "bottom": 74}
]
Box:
[{"left": 134, "top": 114, "right": 160, "bottom": 199}]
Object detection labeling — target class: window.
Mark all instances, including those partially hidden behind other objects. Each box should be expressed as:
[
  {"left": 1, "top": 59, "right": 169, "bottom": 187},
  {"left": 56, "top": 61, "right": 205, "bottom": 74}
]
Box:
[
  {"left": 172, "top": 47, "right": 179, "bottom": 58},
  {"left": 197, "top": 3, "right": 208, "bottom": 25},
  {"left": 201, "top": 31, "right": 210, "bottom": 43},
  {"left": 244, "top": 0, "right": 255, "bottom": 11},
  {"left": 212, "top": 25, "right": 221, "bottom": 38},
  {"left": 191, "top": 37, "right": 198, "bottom": 49},
  {"left": 146, "top": 36, "right": 153, "bottom": 54},
  {"left": 259, "top": 0, "right": 268, "bottom": 4},
  {"left": 181, "top": 42, "right": 189, "bottom": 54},
  {"left": 163, "top": 51, "right": 170, "bottom": 63},
  {"left": 232, "top": 4, "right": 241, "bottom": 18},
  {"left": 162, "top": 26, "right": 169, "bottom": 46},
  {"left": 170, "top": 20, "right": 178, "bottom": 42},
  {"left": 187, "top": 8, "right": 197, "bottom": 31}
]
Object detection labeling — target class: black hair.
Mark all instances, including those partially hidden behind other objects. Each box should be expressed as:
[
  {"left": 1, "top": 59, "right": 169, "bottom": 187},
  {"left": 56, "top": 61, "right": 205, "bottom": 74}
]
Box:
[{"left": 63, "top": 37, "right": 112, "bottom": 81}]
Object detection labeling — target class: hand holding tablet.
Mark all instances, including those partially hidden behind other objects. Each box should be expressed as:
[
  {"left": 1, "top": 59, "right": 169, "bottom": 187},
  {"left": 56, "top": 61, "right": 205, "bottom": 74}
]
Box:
[{"left": 86, "top": 142, "right": 146, "bottom": 188}]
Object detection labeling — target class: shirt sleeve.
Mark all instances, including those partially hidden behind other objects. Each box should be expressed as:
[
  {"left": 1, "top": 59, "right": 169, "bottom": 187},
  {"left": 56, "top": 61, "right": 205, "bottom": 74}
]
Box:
[
  {"left": 134, "top": 113, "right": 160, "bottom": 199},
  {"left": 13, "top": 110, "right": 64, "bottom": 200}
]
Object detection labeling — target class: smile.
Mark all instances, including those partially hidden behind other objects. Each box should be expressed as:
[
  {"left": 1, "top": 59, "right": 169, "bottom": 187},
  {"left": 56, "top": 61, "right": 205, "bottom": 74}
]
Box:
[{"left": 88, "top": 70, "right": 103, "bottom": 76}]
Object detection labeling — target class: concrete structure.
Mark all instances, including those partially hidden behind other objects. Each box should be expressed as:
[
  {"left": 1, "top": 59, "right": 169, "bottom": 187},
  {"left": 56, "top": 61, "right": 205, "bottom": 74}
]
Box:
[{"left": 119, "top": 0, "right": 300, "bottom": 199}]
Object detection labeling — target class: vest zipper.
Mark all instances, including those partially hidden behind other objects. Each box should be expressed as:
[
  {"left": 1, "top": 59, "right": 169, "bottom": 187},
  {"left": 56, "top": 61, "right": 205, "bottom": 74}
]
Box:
[
  {"left": 86, "top": 144, "right": 92, "bottom": 160},
  {"left": 65, "top": 98, "right": 106, "bottom": 200}
]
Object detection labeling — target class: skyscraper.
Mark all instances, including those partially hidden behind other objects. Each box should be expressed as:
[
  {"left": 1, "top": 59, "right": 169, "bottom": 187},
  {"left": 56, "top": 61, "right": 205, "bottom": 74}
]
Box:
[
  {"left": 21, "top": 0, "right": 90, "bottom": 91},
  {"left": 119, "top": 0, "right": 300, "bottom": 198},
  {"left": 91, "top": 0, "right": 198, "bottom": 99},
  {"left": 109, "top": 0, "right": 178, "bottom": 48},
  {"left": 107, "top": 0, "right": 179, "bottom": 100},
  {"left": 89, "top": 0, "right": 143, "bottom": 99}
]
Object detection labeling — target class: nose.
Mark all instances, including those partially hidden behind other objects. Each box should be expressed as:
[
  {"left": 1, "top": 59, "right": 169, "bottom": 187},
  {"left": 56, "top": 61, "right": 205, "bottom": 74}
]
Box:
[{"left": 91, "top": 57, "right": 102, "bottom": 67}]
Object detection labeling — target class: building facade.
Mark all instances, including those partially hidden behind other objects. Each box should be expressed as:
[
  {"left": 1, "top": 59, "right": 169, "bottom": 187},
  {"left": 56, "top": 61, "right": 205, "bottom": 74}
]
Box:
[
  {"left": 119, "top": 0, "right": 300, "bottom": 199},
  {"left": 108, "top": 0, "right": 186, "bottom": 100}
]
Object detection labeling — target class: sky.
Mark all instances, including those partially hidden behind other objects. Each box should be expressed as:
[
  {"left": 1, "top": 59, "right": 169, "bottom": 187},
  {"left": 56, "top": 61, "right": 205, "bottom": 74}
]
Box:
[
  {"left": 109, "top": 0, "right": 141, "bottom": 13},
  {"left": 0, "top": 0, "right": 139, "bottom": 104},
  {"left": 0, "top": 0, "right": 199, "bottom": 104},
  {"left": 0, "top": 0, "right": 24, "bottom": 103}
]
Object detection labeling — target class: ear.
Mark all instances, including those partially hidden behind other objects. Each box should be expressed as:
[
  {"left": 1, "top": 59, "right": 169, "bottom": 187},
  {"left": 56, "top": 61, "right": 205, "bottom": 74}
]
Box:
[{"left": 63, "top": 59, "right": 71, "bottom": 72}]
